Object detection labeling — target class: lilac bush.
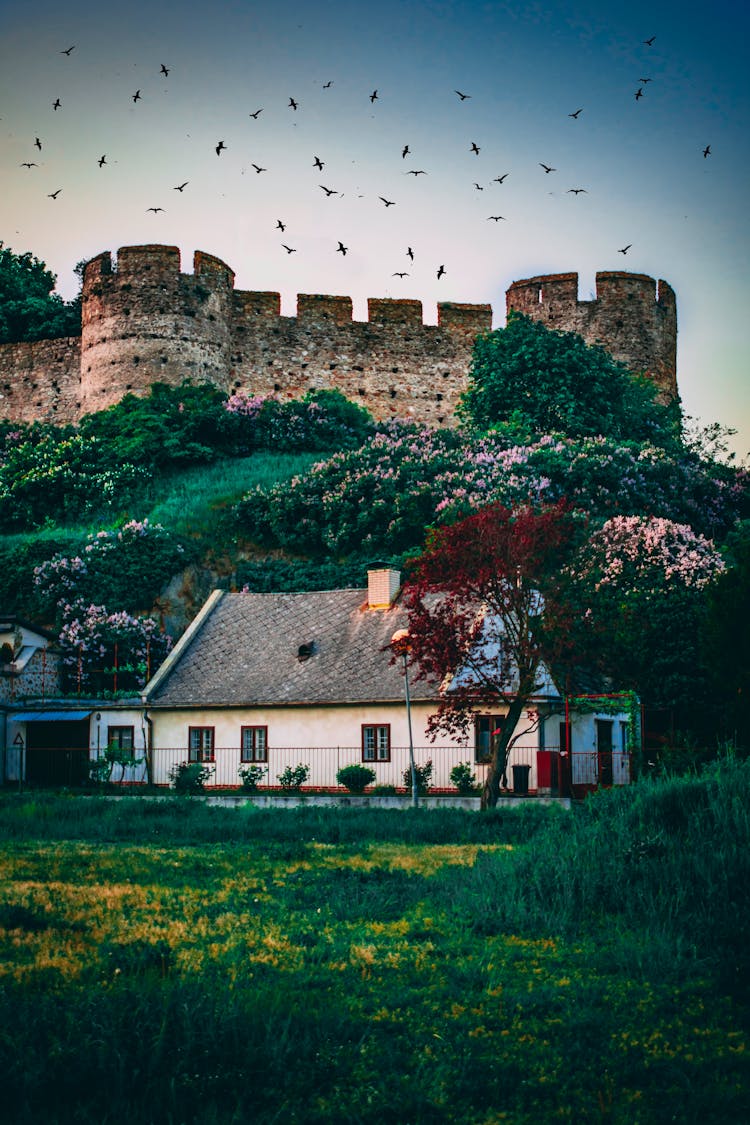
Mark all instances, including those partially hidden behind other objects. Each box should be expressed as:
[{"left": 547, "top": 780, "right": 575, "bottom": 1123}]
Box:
[
  {"left": 58, "top": 599, "right": 172, "bottom": 695},
  {"left": 237, "top": 426, "right": 748, "bottom": 557},
  {"left": 33, "top": 520, "right": 189, "bottom": 617}
]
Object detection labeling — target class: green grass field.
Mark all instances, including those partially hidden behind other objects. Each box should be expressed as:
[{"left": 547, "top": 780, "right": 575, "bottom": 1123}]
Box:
[{"left": 0, "top": 765, "right": 748, "bottom": 1123}]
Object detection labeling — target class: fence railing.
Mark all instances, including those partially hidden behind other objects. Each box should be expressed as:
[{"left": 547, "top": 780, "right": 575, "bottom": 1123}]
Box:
[{"left": 4, "top": 742, "right": 631, "bottom": 793}]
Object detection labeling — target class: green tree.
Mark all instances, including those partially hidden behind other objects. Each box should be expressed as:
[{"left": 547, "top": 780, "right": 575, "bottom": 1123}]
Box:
[
  {"left": 0, "top": 243, "right": 80, "bottom": 343},
  {"left": 459, "top": 312, "right": 679, "bottom": 447}
]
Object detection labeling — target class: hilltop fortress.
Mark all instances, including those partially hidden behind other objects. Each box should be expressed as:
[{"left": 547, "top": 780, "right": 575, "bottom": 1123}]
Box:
[{"left": 0, "top": 245, "right": 677, "bottom": 427}]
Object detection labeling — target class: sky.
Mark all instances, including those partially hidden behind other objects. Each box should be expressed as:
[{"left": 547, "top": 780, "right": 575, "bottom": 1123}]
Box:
[{"left": 1, "top": 0, "right": 748, "bottom": 455}]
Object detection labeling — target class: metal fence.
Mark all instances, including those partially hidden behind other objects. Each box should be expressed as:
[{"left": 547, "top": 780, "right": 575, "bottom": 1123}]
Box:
[{"left": 3, "top": 741, "right": 631, "bottom": 794}]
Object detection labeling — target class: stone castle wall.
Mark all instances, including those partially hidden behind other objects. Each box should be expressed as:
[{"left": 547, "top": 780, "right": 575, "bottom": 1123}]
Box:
[
  {"left": 506, "top": 272, "right": 677, "bottom": 400},
  {"left": 0, "top": 246, "right": 677, "bottom": 428}
]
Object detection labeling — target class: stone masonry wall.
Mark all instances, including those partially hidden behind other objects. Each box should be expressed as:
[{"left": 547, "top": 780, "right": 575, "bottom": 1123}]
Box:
[
  {"left": 0, "top": 247, "right": 677, "bottom": 428},
  {"left": 0, "top": 336, "right": 81, "bottom": 424},
  {"left": 506, "top": 271, "right": 677, "bottom": 401}
]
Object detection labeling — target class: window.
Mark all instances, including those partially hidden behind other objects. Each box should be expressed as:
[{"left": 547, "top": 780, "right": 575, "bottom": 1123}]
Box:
[
  {"left": 474, "top": 715, "right": 504, "bottom": 764},
  {"left": 362, "top": 724, "right": 390, "bottom": 762},
  {"left": 241, "top": 726, "right": 268, "bottom": 763},
  {"left": 189, "top": 726, "right": 215, "bottom": 762},
  {"left": 107, "top": 725, "right": 134, "bottom": 757}
]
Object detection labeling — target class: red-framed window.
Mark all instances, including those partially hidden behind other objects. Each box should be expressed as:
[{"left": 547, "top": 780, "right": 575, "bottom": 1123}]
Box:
[
  {"left": 362, "top": 724, "right": 390, "bottom": 762},
  {"left": 241, "top": 726, "right": 268, "bottom": 763},
  {"left": 107, "top": 725, "right": 135, "bottom": 757},
  {"left": 188, "top": 726, "right": 215, "bottom": 762},
  {"left": 474, "top": 715, "right": 504, "bottom": 764}
]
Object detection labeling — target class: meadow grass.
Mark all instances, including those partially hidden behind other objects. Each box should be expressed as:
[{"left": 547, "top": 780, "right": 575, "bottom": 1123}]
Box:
[
  {"left": 0, "top": 765, "right": 748, "bottom": 1124},
  {"left": 143, "top": 452, "right": 320, "bottom": 536}
]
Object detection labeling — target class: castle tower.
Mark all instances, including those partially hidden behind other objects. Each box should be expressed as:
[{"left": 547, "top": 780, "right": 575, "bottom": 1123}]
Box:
[
  {"left": 506, "top": 271, "right": 677, "bottom": 401},
  {"left": 80, "top": 246, "right": 236, "bottom": 415}
]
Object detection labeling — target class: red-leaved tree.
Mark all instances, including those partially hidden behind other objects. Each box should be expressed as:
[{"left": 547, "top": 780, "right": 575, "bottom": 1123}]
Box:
[{"left": 401, "top": 501, "right": 583, "bottom": 808}]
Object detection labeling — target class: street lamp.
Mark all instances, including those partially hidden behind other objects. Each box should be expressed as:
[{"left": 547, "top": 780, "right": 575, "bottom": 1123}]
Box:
[{"left": 391, "top": 628, "right": 418, "bottom": 809}]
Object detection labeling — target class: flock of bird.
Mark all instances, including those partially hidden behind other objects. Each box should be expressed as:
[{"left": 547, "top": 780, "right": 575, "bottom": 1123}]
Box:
[{"left": 14, "top": 36, "right": 713, "bottom": 285}]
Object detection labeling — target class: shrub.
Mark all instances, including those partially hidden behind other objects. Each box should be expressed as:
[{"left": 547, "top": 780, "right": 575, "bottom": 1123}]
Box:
[
  {"left": 89, "top": 743, "right": 144, "bottom": 786},
  {"left": 277, "top": 764, "right": 310, "bottom": 791},
  {"left": 168, "top": 761, "right": 215, "bottom": 794},
  {"left": 403, "top": 760, "right": 432, "bottom": 795},
  {"left": 336, "top": 764, "right": 376, "bottom": 794},
  {"left": 450, "top": 762, "right": 479, "bottom": 795},
  {"left": 238, "top": 764, "right": 267, "bottom": 792},
  {"left": 33, "top": 520, "right": 191, "bottom": 619}
]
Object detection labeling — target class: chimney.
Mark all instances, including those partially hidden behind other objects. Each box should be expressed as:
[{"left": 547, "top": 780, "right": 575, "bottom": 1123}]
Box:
[{"left": 367, "top": 568, "right": 401, "bottom": 610}]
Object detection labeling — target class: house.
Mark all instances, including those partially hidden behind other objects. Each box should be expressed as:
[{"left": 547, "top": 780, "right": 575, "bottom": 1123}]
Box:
[
  {"left": 1, "top": 614, "right": 148, "bottom": 786},
  {"left": 142, "top": 570, "right": 634, "bottom": 797}
]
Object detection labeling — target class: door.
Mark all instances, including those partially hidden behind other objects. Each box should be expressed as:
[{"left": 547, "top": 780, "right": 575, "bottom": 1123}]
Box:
[
  {"left": 596, "top": 719, "right": 614, "bottom": 787},
  {"left": 26, "top": 720, "right": 90, "bottom": 786}
]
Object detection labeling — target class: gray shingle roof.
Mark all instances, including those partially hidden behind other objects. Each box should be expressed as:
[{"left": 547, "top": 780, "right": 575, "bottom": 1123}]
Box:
[{"left": 147, "top": 589, "right": 437, "bottom": 708}]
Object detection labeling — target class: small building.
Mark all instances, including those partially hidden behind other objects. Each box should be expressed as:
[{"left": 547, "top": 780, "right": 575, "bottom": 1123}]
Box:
[{"left": 142, "top": 571, "right": 634, "bottom": 798}]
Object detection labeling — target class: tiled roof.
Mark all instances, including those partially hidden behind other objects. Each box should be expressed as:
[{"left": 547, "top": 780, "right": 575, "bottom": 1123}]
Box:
[{"left": 147, "top": 589, "right": 439, "bottom": 708}]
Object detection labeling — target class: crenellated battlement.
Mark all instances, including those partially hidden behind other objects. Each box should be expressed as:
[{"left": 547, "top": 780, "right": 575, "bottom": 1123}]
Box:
[
  {"left": 0, "top": 247, "right": 677, "bottom": 427},
  {"left": 507, "top": 271, "right": 677, "bottom": 400}
]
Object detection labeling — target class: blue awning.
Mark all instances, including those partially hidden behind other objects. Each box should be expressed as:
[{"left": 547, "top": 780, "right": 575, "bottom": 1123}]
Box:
[{"left": 10, "top": 711, "right": 92, "bottom": 722}]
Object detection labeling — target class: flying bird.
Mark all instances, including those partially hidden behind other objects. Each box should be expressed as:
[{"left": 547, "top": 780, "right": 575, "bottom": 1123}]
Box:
[
  {"left": 618, "top": 244, "right": 632, "bottom": 255},
  {"left": 132, "top": 89, "right": 141, "bottom": 103},
  {"left": 402, "top": 145, "right": 410, "bottom": 159},
  {"left": 323, "top": 81, "right": 333, "bottom": 89},
  {"left": 487, "top": 215, "right": 506, "bottom": 221},
  {"left": 336, "top": 241, "right": 348, "bottom": 255},
  {"left": 160, "top": 64, "right": 170, "bottom": 76},
  {"left": 407, "top": 169, "right": 427, "bottom": 176},
  {"left": 392, "top": 272, "right": 409, "bottom": 277},
  {"left": 473, "top": 183, "right": 484, "bottom": 190},
  {"left": 288, "top": 97, "right": 298, "bottom": 110},
  {"left": 216, "top": 141, "right": 226, "bottom": 155},
  {"left": 313, "top": 156, "right": 324, "bottom": 170},
  {"left": 406, "top": 247, "right": 414, "bottom": 260},
  {"left": 454, "top": 90, "right": 471, "bottom": 100},
  {"left": 276, "top": 219, "right": 286, "bottom": 231},
  {"left": 703, "top": 145, "right": 711, "bottom": 158},
  {"left": 319, "top": 184, "right": 339, "bottom": 196},
  {"left": 147, "top": 207, "right": 165, "bottom": 213},
  {"left": 281, "top": 244, "right": 296, "bottom": 254},
  {"left": 61, "top": 45, "right": 75, "bottom": 55},
  {"left": 539, "top": 163, "right": 556, "bottom": 173},
  {"left": 470, "top": 142, "right": 480, "bottom": 155},
  {"left": 635, "top": 87, "right": 644, "bottom": 100},
  {"left": 34, "top": 137, "right": 42, "bottom": 150},
  {"left": 379, "top": 197, "right": 395, "bottom": 207},
  {"left": 567, "top": 188, "right": 587, "bottom": 194},
  {"left": 568, "top": 108, "right": 583, "bottom": 119},
  {"left": 98, "top": 155, "right": 107, "bottom": 167},
  {"left": 437, "top": 265, "right": 446, "bottom": 279},
  {"left": 52, "top": 99, "right": 61, "bottom": 110},
  {"left": 251, "top": 163, "right": 266, "bottom": 173},
  {"left": 643, "top": 36, "right": 656, "bottom": 46},
  {"left": 48, "top": 189, "right": 61, "bottom": 199},
  {"left": 20, "top": 162, "right": 37, "bottom": 168},
  {"left": 249, "top": 109, "right": 263, "bottom": 119},
  {"left": 639, "top": 77, "right": 653, "bottom": 83},
  {"left": 369, "top": 90, "right": 378, "bottom": 102},
  {"left": 493, "top": 173, "right": 509, "bottom": 183},
  {"left": 174, "top": 181, "right": 189, "bottom": 191}
]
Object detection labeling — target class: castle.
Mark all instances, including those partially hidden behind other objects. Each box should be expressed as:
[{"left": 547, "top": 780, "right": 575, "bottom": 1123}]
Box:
[{"left": 0, "top": 244, "right": 677, "bottom": 427}]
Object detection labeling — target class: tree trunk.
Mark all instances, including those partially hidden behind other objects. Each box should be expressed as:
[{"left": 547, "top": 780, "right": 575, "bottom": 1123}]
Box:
[{"left": 481, "top": 695, "right": 527, "bottom": 809}]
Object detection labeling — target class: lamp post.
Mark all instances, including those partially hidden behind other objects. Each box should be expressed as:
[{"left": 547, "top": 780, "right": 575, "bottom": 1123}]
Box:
[{"left": 391, "top": 628, "right": 418, "bottom": 809}]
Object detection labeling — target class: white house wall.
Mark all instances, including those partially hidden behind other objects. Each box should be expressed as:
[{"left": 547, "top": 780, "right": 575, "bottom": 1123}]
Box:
[{"left": 148, "top": 702, "right": 546, "bottom": 791}]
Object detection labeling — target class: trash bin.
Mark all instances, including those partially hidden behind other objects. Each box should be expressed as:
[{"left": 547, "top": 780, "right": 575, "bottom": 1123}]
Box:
[{"left": 512, "top": 764, "right": 531, "bottom": 796}]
